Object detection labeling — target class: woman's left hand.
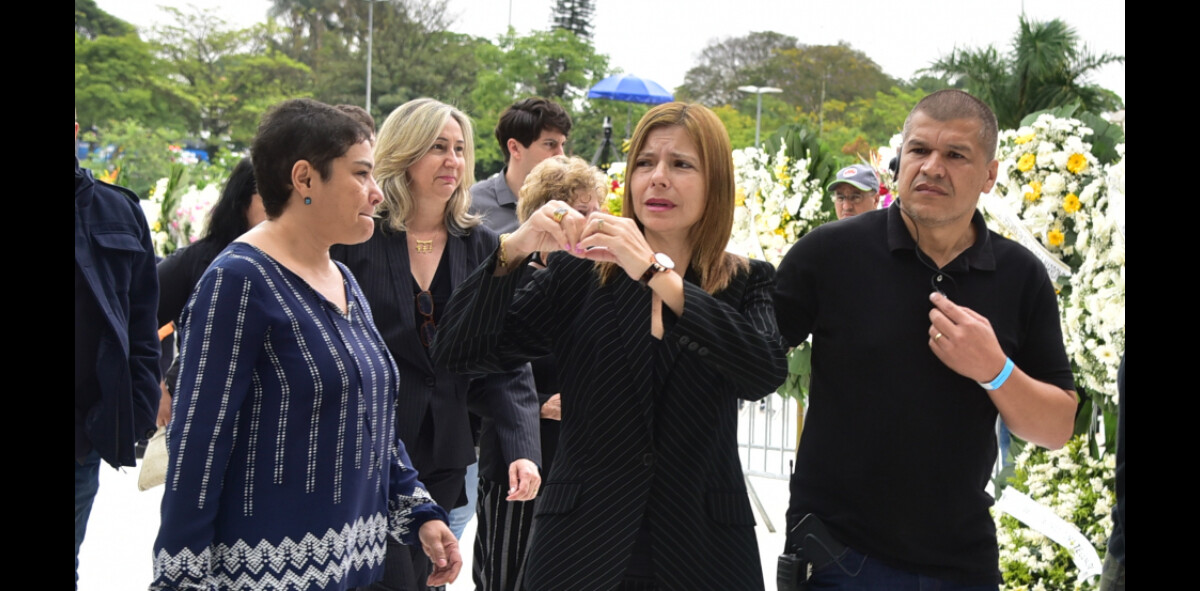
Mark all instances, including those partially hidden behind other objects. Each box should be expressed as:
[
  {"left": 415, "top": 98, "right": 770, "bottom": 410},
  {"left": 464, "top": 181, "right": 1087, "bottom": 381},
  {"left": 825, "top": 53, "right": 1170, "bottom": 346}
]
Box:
[
  {"left": 419, "top": 520, "right": 463, "bottom": 586},
  {"left": 576, "top": 212, "right": 655, "bottom": 280},
  {"left": 506, "top": 458, "right": 542, "bottom": 501}
]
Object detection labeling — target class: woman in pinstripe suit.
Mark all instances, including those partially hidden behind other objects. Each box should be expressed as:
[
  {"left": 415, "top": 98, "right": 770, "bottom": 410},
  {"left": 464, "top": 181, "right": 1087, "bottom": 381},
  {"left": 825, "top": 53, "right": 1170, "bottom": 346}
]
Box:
[{"left": 433, "top": 103, "right": 789, "bottom": 591}]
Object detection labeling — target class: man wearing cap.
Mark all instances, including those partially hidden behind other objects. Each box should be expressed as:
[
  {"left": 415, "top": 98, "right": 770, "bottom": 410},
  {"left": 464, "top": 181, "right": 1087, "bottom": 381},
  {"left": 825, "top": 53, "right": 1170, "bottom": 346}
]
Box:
[{"left": 829, "top": 164, "right": 881, "bottom": 220}]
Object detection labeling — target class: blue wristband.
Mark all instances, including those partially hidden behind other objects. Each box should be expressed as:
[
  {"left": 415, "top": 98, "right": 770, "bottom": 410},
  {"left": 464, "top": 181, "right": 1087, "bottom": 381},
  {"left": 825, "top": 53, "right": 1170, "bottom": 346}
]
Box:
[{"left": 979, "top": 357, "right": 1015, "bottom": 390}]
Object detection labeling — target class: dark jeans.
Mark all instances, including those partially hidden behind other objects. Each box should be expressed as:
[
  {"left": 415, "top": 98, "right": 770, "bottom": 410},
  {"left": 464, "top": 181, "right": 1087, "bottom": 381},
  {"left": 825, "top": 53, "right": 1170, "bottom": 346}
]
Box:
[
  {"left": 75, "top": 450, "right": 102, "bottom": 588},
  {"left": 808, "top": 547, "right": 998, "bottom": 591}
]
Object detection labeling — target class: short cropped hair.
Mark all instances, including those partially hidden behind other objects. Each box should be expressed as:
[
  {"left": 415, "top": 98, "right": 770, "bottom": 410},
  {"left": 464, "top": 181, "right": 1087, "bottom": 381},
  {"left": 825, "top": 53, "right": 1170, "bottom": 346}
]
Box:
[
  {"left": 517, "top": 156, "right": 607, "bottom": 223},
  {"left": 902, "top": 89, "right": 999, "bottom": 161},
  {"left": 600, "top": 102, "right": 747, "bottom": 294},
  {"left": 374, "top": 98, "right": 480, "bottom": 235},
  {"left": 495, "top": 98, "right": 573, "bottom": 163},
  {"left": 335, "top": 104, "right": 376, "bottom": 137},
  {"left": 251, "top": 98, "right": 371, "bottom": 217}
]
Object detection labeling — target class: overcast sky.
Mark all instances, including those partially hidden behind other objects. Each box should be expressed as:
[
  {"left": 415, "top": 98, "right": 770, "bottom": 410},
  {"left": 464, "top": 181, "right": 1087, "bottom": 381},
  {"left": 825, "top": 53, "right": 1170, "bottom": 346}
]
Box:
[{"left": 96, "top": 0, "right": 1126, "bottom": 102}]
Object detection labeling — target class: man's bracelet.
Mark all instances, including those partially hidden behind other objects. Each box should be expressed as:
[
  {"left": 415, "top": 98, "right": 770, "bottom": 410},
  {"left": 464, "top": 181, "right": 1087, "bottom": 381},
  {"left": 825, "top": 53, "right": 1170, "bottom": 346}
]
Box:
[{"left": 979, "top": 357, "right": 1015, "bottom": 391}]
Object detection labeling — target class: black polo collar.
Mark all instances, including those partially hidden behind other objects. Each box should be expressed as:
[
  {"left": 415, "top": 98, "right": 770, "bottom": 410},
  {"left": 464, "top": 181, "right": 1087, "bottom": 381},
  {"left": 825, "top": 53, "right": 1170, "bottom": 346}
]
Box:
[{"left": 886, "top": 199, "right": 996, "bottom": 272}]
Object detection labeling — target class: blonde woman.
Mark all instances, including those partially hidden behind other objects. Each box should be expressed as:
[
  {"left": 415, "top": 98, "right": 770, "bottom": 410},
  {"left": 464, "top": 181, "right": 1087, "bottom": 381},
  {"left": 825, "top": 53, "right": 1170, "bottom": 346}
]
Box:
[{"left": 332, "top": 98, "right": 541, "bottom": 591}]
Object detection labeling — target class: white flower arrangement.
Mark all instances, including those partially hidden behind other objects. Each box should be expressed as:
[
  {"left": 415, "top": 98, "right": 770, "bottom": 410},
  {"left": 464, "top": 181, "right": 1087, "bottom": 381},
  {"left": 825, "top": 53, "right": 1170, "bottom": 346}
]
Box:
[
  {"left": 874, "top": 132, "right": 903, "bottom": 196},
  {"left": 146, "top": 170, "right": 219, "bottom": 257},
  {"left": 729, "top": 145, "right": 833, "bottom": 265},
  {"left": 170, "top": 184, "right": 220, "bottom": 247},
  {"left": 1061, "top": 158, "right": 1125, "bottom": 402},
  {"left": 990, "top": 115, "right": 1124, "bottom": 409},
  {"left": 995, "top": 435, "right": 1116, "bottom": 590},
  {"left": 993, "top": 114, "right": 1105, "bottom": 265}
]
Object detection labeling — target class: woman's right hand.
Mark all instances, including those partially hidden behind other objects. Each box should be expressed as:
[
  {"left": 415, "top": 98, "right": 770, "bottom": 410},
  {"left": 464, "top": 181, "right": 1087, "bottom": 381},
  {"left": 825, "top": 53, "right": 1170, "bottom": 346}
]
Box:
[{"left": 499, "top": 200, "right": 588, "bottom": 273}]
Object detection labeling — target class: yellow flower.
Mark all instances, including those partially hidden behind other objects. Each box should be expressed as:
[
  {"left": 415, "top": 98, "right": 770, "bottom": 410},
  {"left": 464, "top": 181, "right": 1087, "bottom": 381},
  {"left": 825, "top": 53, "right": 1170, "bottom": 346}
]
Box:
[
  {"left": 1017, "top": 154, "right": 1036, "bottom": 172},
  {"left": 1063, "top": 193, "right": 1081, "bottom": 213},
  {"left": 1047, "top": 229, "right": 1065, "bottom": 246},
  {"left": 1014, "top": 133, "right": 1036, "bottom": 145},
  {"left": 1024, "top": 180, "right": 1042, "bottom": 202},
  {"left": 735, "top": 187, "right": 746, "bottom": 207},
  {"left": 1066, "top": 153, "right": 1088, "bottom": 174},
  {"left": 774, "top": 228, "right": 786, "bottom": 237},
  {"left": 98, "top": 166, "right": 121, "bottom": 184}
]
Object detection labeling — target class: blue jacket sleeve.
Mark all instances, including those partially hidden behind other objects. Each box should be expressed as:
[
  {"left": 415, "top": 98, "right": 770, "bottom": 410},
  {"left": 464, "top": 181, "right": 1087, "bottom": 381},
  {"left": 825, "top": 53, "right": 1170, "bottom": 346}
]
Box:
[{"left": 130, "top": 202, "right": 162, "bottom": 443}]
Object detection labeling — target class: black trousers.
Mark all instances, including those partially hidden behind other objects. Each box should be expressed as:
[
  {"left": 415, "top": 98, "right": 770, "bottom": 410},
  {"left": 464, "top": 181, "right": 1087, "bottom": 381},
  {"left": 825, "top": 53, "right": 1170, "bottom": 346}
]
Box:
[{"left": 473, "top": 477, "right": 537, "bottom": 591}]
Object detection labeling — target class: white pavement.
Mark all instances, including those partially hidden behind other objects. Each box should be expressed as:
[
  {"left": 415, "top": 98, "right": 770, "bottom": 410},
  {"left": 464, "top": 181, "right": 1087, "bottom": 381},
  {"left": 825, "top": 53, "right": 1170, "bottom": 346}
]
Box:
[{"left": 78, "top": 465, "right": 792, "bottom": 590}]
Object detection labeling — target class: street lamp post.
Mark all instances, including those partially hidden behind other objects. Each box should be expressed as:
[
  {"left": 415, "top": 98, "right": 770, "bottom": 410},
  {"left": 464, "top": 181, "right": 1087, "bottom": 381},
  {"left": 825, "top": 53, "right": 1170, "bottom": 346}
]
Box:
[
  {"left": 737, "top": 85, "right": 783, "bottom": 148},
  {"left": 365, "top": 0, "right": 387, "bottom": 112}
]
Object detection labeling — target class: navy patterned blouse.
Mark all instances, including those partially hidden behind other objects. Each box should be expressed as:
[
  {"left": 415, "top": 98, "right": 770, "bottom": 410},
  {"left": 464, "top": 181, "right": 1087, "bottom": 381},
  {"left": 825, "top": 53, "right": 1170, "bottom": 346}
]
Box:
[{"left": 151, "top": 243, "right": 446, "bottom": 591}]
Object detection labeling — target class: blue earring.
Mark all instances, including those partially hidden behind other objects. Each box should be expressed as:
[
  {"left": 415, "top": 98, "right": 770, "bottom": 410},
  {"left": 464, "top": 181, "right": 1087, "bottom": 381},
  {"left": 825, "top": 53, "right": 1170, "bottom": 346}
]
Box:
[{"left": 304, "top": 197, "right": 312, "bottom": 205}]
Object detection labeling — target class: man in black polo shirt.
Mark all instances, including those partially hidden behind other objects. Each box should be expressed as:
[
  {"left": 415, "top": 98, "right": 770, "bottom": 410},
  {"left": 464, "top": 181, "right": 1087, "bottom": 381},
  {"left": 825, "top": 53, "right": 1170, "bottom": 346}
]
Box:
[{"left": 774, "top": 90, "right": 1077, "bottom": 588}]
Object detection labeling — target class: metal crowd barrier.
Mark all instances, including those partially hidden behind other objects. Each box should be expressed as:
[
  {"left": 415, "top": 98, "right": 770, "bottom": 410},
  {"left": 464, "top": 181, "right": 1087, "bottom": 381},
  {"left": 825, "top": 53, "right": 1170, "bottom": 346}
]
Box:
[{"left": 738, "top": 393, "right": 801, "bottom": 532}]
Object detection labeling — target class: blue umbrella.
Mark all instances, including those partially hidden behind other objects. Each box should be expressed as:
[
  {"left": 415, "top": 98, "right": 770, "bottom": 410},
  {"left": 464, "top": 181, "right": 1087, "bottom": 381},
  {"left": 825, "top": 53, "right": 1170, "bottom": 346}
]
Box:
[
  {"left": 587, "top": 74, "right": 674, "bottom": 105},
  {"left": 588, "top": 74, "right": 675, "bottom": 147}
]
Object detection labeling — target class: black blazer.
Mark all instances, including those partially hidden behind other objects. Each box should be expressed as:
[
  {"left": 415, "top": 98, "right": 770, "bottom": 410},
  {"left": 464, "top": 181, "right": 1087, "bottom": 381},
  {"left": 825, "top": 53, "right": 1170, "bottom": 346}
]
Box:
[
  {"left": 433, "top": 253, "right": 788, "bottom": 591},
  {"left": 332, "top": 221, "right": 540, "bottom": 478}
]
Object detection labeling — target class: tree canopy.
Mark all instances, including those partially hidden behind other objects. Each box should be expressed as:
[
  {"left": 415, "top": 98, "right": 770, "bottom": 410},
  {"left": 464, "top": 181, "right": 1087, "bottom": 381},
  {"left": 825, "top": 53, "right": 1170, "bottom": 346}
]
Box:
[
  {"left": 676, "top": 31, "right": 798, "bottom": 106},
  {"left": 676, "top": 32, "right": 911, "bottom": 159},
  {"left": 472, "top": 27, "right": 610, "bottom": 174},
  {"left": 153, "top": 6, "right": 313, "bottom": 155},
  {"left": 924, "top": 16, "right": 1124, "bottom": 128},
  {"left": 75, "top": 0, "right": 135, "bottom": 39},
  {"left": 551, "top": 0, "right": 595, "bottom": 39}
]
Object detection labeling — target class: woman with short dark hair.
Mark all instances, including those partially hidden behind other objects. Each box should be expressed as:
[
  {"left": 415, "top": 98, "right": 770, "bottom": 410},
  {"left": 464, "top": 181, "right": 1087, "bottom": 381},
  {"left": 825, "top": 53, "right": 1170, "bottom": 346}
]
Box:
[{"left": 151, "top": 98, "right": 460, "bottom": 591}]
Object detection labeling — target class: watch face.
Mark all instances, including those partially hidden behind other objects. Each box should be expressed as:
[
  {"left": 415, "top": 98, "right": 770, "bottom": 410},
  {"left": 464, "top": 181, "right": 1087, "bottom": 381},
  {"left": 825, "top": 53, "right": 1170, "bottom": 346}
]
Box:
[{"left": 653, "top": 252, "right": 675, "bottom": 270}]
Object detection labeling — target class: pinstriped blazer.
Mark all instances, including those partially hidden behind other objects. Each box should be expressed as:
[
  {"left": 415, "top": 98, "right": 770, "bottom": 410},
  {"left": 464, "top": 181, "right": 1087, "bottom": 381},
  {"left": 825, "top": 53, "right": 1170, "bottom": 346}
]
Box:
[
  {"left": 433, "top": 252, "right": 788, "bottom": 591},
  {"left": 332, "top": 221, "right": 540, "bottom": 478}
]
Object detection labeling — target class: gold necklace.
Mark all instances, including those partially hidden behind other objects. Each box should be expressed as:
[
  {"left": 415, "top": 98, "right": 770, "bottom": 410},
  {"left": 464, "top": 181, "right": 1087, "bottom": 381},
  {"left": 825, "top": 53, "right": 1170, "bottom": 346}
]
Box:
[{"left": 414, "top": 239, "right": 434, "bottom": 254}]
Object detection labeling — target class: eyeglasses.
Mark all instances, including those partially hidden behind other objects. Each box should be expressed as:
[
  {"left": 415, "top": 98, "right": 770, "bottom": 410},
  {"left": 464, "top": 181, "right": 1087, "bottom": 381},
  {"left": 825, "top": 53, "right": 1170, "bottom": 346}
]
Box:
[
  {"left": 833, "top": 192, "right": 869, "bottom": 205},
  {"left": 416, "top": 290, "right": 436, "bottom": 347}
]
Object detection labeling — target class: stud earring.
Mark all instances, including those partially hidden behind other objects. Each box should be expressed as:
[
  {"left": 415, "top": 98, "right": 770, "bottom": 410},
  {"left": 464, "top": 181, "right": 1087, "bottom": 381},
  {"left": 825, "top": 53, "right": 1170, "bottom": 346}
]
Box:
[{"left": 304, "top": 197, "right": 312, "bottom": 205}]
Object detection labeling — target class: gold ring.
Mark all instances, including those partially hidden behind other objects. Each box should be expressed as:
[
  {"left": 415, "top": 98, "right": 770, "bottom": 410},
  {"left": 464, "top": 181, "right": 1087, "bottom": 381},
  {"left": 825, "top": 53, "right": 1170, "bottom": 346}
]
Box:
[
  {"left": 551, "top": 207, "right": 568, "bottom": 223},
  {"left": 934, "top": 332, "right": 943, "bottom": 342},
  {"left": 597, "top": 219, "right": 605, "bottom": 230}
]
